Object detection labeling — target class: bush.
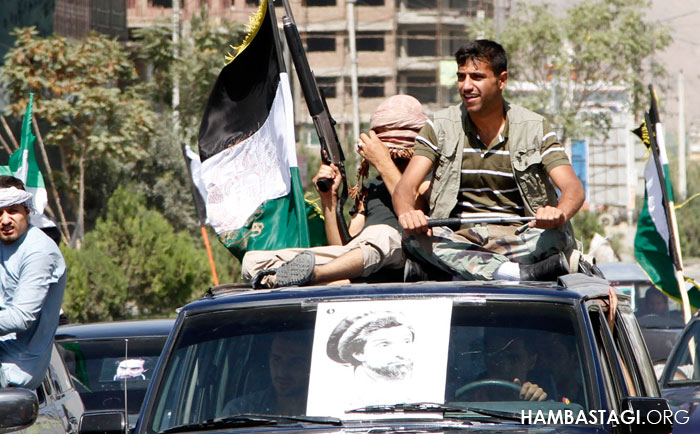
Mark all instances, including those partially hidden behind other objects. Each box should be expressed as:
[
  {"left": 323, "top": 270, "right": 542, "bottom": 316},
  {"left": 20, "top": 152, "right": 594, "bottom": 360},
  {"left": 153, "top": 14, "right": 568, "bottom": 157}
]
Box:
[{"left": 62, "top": 186, "right": 217, "bottom": 322}]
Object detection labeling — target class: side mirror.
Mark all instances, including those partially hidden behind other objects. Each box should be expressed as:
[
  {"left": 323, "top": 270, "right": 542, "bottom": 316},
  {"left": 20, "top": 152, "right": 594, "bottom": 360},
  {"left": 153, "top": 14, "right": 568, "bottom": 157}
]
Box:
[
  {"left": 0, "top": 388, "right": 38, "bottom": 433},
  {"left": 79, "top": 410, "right": 127, "bottom": 434},
  {"left": 620, "top": 397, "right": 673, "bottom": 434}
]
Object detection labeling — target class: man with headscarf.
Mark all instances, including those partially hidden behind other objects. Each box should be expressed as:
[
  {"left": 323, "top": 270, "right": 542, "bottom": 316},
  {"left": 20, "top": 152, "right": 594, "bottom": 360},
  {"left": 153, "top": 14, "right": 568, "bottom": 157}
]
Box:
[
  {"left": 0, "top": 175, "right": 66, "bottom": 389},
  {"left": 243, "top": 95, "right": 428, "bottom": 288}
]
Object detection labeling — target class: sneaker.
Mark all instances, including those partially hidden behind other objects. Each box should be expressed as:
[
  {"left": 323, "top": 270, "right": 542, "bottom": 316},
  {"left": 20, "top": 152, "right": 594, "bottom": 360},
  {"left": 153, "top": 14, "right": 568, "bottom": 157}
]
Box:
[{"left": 274, "top": 251, "right": 316, "bottom": 287}]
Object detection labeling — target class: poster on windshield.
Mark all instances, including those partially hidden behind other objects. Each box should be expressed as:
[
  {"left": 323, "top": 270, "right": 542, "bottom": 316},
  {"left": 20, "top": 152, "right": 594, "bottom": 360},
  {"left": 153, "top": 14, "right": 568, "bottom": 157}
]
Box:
[{"left": 306, "top": 298, "right": 453, "bottom": 419}]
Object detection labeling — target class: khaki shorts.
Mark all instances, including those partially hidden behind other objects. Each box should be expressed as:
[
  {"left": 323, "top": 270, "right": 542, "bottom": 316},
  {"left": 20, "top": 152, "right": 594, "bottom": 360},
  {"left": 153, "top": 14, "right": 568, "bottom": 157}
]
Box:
[{"left": 241, "top": 224, "right": 404, "bottom": 281}]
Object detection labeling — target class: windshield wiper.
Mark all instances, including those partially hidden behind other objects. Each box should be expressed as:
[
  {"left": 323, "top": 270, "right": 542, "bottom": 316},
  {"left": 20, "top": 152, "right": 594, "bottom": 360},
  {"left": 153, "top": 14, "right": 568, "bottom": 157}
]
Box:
[
  {"left": 347, "top": 402, "right": 523, "bottom": 422},
  {"left": 161, "top": 413, "right": 342, "bottom": 433}
]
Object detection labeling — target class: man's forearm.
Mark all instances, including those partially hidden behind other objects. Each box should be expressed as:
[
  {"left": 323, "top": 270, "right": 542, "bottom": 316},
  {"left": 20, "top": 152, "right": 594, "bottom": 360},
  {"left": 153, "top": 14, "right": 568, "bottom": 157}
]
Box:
[{"left": 321, "top": 201, "right": 343, "bottom": 245}]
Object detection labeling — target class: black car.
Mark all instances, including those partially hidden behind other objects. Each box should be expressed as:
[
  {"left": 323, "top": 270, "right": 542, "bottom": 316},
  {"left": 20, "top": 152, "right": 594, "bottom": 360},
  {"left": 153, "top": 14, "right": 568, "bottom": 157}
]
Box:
[
  {"left": 85, "top": 275, "right": 674, "bottom": 434},
  {"left": 55, "top": 319, "right": 174, "bottom": 427},
  {"left": 659, "top": 312, "right": 700, "bottom": 432},
  {"left": 0, "top": 343, "right": 85, "bottom": 434},
  {"left": 598, "top": 262, "right": 687, "bottom": 373}
]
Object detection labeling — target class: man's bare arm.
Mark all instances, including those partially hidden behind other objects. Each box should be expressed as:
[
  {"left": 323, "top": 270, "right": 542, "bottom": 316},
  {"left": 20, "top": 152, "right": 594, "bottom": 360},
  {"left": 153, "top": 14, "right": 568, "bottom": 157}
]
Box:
[
  {"left": 393, "top": 155, "right": 434, "bottom": 235},
  {"left": 530, "top": 165, "right": 585, "bottom": 229}
]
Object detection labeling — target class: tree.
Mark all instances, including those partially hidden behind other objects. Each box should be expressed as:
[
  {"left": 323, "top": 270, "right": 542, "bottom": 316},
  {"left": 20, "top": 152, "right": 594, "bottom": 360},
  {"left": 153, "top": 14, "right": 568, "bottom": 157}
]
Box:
[
  {"left": 132, "top": 6, "right": 245, "bottom": 146},
  {"left": 61, "top": 186, "right": 222, "bottom": 323},
  {"left": 470, "top": 0, "right": 671, "bottom": 144},
  {"left": 0, "top": 27, "right": 157, "bottom": 243}
]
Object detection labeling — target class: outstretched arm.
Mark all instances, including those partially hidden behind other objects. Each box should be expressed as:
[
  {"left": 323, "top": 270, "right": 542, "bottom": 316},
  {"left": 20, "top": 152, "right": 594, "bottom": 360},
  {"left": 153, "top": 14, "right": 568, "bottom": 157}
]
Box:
[{"left": 530, "top": 165, "right": 584, "bottom": 229}]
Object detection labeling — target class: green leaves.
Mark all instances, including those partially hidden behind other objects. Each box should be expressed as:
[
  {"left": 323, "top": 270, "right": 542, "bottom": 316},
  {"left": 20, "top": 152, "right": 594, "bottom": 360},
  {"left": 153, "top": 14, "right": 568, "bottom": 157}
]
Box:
[
  {"left": 471, "top": 0, "right": 671, "bottom": 144},
  {"left": 62, "top": 186, "right": 215, "bottom": 322}
]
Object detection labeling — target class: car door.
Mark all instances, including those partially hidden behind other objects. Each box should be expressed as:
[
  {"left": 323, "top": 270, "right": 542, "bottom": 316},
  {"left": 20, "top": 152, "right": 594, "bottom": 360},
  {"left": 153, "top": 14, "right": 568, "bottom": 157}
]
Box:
[
  {"left": 21, "top": 375, "right": 64, "bottom": 434},
  {"left": 47, "top": 345, "right": 84, "bottom": 434}
]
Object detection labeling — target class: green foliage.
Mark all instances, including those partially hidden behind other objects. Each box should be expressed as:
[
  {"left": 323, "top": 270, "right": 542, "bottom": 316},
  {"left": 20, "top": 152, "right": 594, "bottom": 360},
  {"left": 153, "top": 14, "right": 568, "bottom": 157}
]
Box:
[
  {"left": 0, "top": 27, "right": 157, "bottom": 239},
  {"left": 469, "top": 0, "right": 671, "bottom": 144},
  {"left": 62, "top": 186, "right": 215, "bottom": 322},
  {"left": 132, "top": 6, "right": 245, "bottom": 146},
  {"left": 571, "top": 210, "right": 606, "bottom": 252},
  {"left": 675, "top": 162, "right": 700, "bottom": 258}
]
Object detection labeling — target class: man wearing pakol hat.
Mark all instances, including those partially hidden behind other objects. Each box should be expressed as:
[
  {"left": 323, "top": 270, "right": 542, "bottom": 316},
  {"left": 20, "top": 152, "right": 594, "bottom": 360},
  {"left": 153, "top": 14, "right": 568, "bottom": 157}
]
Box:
[
  {"left": 0, "top": 175, "right": 66, "bottom": 389},
  {"left": 243, "top": 95, "right": 429, "bottom": 288},
  {"left": 326, "top": 311, "right": 417, "bottom": 407}
]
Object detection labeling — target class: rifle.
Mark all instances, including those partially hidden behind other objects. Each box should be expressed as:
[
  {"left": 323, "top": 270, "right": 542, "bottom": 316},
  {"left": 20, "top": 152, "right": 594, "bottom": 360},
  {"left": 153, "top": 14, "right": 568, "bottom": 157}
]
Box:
[{"left": 280, "top": 0, "right": 351, "bottom": 245}]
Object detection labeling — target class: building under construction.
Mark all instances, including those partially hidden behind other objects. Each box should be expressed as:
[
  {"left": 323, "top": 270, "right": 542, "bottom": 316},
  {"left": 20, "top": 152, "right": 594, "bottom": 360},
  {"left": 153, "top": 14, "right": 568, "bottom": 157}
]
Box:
[{"left": 53, "top": 0, "right": 504, "bottom": 140}]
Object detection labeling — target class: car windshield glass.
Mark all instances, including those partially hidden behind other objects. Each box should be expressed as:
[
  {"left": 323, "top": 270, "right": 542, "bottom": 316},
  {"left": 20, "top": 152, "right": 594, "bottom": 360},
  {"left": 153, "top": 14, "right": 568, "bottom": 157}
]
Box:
[
  {"left": 600, "top": 264, "right": 685, "bottom": 329},
  {"left": 146, "top": 300, "right": 591, "bottom": 433},
  {"left": 57, "top": 337, "right": 166, "bottom": 418},
  {"left": 664, "top": 322, "right": 700, "bottom": 384}
]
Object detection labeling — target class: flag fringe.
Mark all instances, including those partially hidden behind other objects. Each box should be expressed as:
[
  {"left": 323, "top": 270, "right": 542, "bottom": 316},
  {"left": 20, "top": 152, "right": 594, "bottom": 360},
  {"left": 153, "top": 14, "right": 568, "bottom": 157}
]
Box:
[{"left": 225, "top": 0, "right": 267, "bottom": 64}]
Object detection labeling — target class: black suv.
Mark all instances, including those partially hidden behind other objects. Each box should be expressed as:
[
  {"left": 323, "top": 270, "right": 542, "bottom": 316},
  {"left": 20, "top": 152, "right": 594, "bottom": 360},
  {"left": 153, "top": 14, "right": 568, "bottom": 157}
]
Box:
[{"left": 83, "top": 275, "right": 675, "bottom": 434}]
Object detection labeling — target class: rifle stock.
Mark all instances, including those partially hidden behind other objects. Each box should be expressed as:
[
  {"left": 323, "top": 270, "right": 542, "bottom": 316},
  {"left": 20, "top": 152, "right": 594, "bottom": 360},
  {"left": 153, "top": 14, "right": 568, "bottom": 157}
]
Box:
[{"left": 281, "top": 0, "right": 351, "bottom": 244}]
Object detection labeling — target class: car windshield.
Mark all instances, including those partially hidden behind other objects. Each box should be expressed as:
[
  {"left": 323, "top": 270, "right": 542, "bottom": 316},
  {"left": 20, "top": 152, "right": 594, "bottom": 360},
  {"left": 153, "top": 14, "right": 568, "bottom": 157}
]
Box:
[
  {"left": 146, "top": 299, "right": 592, "bottom": 433},
  {"left": 57, "top": 337, "right": 166, "bottom": 423},
  {"left": 600, "top": 264, "right": 685, "bottom": 329},
  {"left": 664, "top": 321, "right": 700, "bottom": 384}
]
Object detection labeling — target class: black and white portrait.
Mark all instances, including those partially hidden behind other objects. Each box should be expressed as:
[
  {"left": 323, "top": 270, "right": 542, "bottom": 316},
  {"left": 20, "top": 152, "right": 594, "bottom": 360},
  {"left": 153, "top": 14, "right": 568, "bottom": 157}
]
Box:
[{"left": 306, "top": 299, "right": 452, "bottom": 419}]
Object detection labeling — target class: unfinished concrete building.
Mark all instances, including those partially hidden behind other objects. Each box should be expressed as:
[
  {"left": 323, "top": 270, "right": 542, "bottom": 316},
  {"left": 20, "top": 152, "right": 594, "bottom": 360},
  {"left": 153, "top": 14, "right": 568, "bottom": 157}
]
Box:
[{"left": 52, "top": 0, "right": 503, "bottom": 140}]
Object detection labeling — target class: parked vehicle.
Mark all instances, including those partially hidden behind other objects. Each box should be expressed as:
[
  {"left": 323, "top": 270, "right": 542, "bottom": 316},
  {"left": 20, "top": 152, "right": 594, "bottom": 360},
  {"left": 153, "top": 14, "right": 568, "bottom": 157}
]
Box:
[
  {"left": 55, "top": 319, "right": 174, "bottom": 428},
  {"left": 598, "top": 262, "right": 686, "bottom": 373},
  {"left": 81, "top": 275, "right": 674, "bottom": 434},
  {"left": 659, "top": 312, "right": 700, "bottom": 432},
  {"left": 1, "top": 343, "right": 85, "bottom": 434}
]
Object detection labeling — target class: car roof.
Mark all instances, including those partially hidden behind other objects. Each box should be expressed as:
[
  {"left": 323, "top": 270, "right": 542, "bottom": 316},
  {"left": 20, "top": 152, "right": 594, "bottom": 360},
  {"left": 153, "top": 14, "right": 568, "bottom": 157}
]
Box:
[
  {"left": 180, "top": 274, "right": 619, "bottom": 314},
  {"left": 55, "top": 318, "right": 175, "bottom": 341},
  {"left": 597, "top": 262, "right": 649, "bottom": 282}
]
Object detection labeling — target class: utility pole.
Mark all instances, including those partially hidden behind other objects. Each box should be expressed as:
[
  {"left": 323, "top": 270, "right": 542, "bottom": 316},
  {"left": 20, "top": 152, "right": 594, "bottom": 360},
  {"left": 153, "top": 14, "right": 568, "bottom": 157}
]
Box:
[
  {"left": 172, "top": 0, "right": 181, "bottom": 139},
  {"left": 347, "top": 0, "right": 360, "bottom": 140},
  {"left": 678, "top": 69, "right": 687, "bottom": 200}
]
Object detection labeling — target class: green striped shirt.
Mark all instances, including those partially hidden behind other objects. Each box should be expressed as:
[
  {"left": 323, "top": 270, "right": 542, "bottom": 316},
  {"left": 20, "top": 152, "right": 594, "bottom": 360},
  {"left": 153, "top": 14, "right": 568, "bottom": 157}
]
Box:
[{"left": 415, "top": 110, "right": 570, "bottom": 221}]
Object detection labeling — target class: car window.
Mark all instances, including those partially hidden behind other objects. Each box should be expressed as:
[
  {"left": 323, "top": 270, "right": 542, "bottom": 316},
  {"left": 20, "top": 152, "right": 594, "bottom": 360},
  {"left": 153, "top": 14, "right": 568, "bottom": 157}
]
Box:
[
  {"left": 57, "top": 337, "right": 166, "bottom": 415},
  {"left": 617, "top": 307, "right": 659, "bottom": 396},
  {"left": 606, "top": 279, "right": 684, "bottom": 329},
  {"left": 146, "top": 301, "right": 592, "bottom": 433},
  {"left": 49, "top": 345, "right": 73, "bottom": 394},
  {"left": 663, "top": 321, "right": 700, "bottom": 384}
]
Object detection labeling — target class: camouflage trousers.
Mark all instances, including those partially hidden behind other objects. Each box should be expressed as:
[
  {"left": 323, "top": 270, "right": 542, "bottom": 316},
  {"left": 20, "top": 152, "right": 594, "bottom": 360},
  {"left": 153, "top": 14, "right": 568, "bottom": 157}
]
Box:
[{"left": 403, "top": 224, "right": 576, "bottom": 281}]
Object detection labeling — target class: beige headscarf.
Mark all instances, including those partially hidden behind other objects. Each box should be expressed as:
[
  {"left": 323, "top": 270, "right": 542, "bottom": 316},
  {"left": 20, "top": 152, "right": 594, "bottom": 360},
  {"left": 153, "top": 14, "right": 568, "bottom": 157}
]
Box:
[{"left": 350, "top": 95, "right": 428, "bottom": 210}]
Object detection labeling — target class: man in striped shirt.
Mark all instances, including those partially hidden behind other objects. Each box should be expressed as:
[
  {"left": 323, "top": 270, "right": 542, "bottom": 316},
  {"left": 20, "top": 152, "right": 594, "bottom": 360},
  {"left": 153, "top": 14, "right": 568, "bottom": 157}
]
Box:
[{"left": 393, "top": 39, "right": 585, "bottom": 281}]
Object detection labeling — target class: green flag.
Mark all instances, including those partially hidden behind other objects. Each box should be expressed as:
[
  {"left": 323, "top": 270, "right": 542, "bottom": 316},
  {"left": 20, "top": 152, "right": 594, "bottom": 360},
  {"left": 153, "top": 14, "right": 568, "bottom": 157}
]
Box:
[{"left": 0, "top": 93, "right": 55, "bottom": 229}]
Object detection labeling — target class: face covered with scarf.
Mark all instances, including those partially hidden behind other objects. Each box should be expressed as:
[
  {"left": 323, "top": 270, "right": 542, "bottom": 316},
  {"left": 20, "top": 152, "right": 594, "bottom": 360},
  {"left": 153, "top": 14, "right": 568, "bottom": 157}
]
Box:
[
  {"left": 351, "top": 95, "right": 428, "bottom": 207},
  {"left": 0, "top": 187, "right": 34, "bottom": 245}
]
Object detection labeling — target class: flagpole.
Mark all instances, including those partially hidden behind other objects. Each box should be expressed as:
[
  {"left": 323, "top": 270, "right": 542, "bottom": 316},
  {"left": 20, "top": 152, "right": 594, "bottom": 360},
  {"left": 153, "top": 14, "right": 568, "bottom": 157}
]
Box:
[
  {"left": 181, "top": 144, "right": 219, "bottom": 287},
  {"left": 647, "top": 86, "right": 691, "bottom": 323},
  {"left": 200, "top": 226, "right": 220, "bottom": 287}
]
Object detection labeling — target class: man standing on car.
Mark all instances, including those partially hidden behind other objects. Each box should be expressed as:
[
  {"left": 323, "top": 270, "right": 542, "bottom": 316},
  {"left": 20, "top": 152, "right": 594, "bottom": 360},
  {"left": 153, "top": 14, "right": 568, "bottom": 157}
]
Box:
[
  {"left": 0, "top": 175, "right": 66, "bottom": 389},
  {"left": 393, "top": 39, "right": 586, "bottom": 281}
]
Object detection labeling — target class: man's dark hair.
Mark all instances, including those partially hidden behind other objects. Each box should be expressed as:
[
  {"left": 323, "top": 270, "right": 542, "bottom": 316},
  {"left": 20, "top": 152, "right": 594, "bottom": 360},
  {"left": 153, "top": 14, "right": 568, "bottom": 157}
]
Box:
[
  {"left": 455, "top": 39, "right": 508, "bottom": 76},
  {"left": 0, "top": 175, "right": 26, "bottom": 190}
]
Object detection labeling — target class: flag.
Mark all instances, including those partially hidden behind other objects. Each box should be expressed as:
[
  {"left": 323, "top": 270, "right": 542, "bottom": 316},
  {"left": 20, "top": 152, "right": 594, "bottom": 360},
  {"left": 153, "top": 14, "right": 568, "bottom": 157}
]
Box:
[
  {"left": 0, "top": 93, "right": 55, "bottom": 229},
  {"left": 196, "top": 0, "right": 325, "bottom": 261},
  {"left": 633, "top": 107, "right": 700, "bottom": 307}
]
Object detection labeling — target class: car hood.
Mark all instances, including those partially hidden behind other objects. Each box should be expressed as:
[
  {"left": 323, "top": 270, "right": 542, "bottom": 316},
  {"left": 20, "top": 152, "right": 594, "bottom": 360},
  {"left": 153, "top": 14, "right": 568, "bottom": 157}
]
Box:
[{"left": 662, "top": 387, "right": 700, "bottom": 434}]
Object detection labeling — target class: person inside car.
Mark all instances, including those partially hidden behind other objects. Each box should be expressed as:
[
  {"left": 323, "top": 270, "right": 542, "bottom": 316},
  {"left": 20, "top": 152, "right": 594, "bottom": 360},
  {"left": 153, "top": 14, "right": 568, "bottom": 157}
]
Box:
[
  {"left": 457, "top": 329, "right": 548, "bottom": 402},
  {"left": 223, "top": 331, "right": 312, "bottom": 416}
]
